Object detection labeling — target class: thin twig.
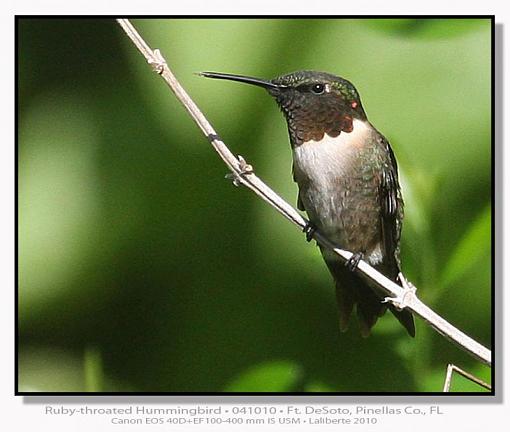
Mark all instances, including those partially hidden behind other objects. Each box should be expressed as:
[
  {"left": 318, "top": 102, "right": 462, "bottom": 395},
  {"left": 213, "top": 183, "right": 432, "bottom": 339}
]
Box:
[
  {"left": 443, "top": 364, "right": 491, "bottom": 392},
  {"left": 116, "top": 19, "right": 492, "bottom": 367}
]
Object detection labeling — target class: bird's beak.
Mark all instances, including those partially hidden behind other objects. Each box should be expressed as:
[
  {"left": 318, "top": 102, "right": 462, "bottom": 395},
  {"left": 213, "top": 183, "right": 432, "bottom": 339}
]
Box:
[{"left": 198, "top": 71, "right": 286, "bottom": 90}]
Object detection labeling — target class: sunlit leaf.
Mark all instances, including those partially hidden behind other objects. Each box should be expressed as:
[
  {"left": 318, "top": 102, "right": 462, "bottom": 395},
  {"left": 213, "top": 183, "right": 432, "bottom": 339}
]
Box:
[
  {"left": 224, "top": 361, "right": 302, "bottom": 392},
  {"left": 18, "top": 347, "right": 85, "bottom": 392},
  {"left": 440, "top": 205, "right": 491, "bottom": 288},
  {"left": 84, "top": 346, "right": 103, "bottom": 392},
  {"left": 304, "top": 380, "right": 335, "bottom": 392},
  {"left": 18, "top": 93, "right": 101, "bottom": 314}
]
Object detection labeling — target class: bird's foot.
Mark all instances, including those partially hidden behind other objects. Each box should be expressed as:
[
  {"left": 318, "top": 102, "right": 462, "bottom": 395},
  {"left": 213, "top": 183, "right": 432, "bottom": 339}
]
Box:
[
  {"left": 302, "top": 222, "right": 317, "bottom": 242},
  {"left": 345, "top": 252, "right": 364, "bottom": 272},
  {"left": 225, "top": 155, "right": 253, "bottom": 187},
  {"left": 382, "top": 272, "right": 417, "bottom": 311}
]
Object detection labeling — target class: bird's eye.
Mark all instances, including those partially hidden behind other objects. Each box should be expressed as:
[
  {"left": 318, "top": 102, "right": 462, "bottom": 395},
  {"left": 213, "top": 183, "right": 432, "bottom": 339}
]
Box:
[{"left": 311, "top": 83, "right": 325, "bottom": 94}]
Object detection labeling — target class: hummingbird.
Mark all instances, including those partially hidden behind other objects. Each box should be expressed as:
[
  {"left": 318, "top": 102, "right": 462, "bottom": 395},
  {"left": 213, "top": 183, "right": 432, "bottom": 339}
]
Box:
[{"left": 200, "top": 70, "right": 415, "bottom": 337}]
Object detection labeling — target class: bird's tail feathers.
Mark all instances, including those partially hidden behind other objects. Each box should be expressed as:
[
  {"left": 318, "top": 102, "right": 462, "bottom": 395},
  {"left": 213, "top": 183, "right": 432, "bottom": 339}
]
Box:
[
  {"left": 389, "top": 306, "right": 415, "bottom": 337},
  {"left": 327, "top": 259, "right": 415, "bottom": 337},
  {"left": 335, "top": 284, "right": 354, "bottom": 332}
]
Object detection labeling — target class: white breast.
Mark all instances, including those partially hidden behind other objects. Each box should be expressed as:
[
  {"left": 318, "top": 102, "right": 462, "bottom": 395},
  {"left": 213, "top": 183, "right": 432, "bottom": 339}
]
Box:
[{"left": 292, "top": 119, "right": 370, "bottom": 186}]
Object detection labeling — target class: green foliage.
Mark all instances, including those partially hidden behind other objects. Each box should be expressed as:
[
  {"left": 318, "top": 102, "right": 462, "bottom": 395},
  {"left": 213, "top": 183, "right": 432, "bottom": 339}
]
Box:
[
  {"left": 84, "top": 346, "right": 104, "bottom": 392},
  {"left": 224, "top": 361, "right": 301, "bottom": 392},
  {"left": 440, "top": 205, "right": 491, "bottom": 288},
  {"left": 364, "top": 18, "right": 490, "bottom": 39},
  {"left": 18, "top": 18, "right": 491, "bottom": 393}
]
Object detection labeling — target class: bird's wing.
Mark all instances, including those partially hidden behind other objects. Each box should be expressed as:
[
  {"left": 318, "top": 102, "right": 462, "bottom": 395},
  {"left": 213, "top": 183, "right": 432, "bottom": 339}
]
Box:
[
  {"left": 292, "top": 162, "right": 305, "bottom": 211},
  {"left": 378, "top": 135, "right": 404, "bottom": 279},
  {"left": 377, "top": 135, "right": 415, "bottom": 337}
]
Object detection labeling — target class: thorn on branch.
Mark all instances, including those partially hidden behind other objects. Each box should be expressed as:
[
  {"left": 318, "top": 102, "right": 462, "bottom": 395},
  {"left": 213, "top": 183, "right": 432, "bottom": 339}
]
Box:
[
  {"left": 225, "top": 155, "right": 253, "bottom": 187},
  {"left": 148, "top": 49, "right": 166, "bottom": 75},
  {"left": 382, "top": 272, "right": 417, "bottom": 311}
]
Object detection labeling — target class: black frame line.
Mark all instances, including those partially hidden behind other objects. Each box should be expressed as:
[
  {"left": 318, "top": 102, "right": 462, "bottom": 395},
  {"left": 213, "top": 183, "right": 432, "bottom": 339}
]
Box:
[{"left": 15, "top": 15, "right": 496, "bottom": 397}]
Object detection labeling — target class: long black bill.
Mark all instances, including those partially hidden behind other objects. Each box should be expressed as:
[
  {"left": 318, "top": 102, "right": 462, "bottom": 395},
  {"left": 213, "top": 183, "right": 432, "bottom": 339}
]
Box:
[{"left": 199, "top": 71, "right": 285, "bottom": 90}]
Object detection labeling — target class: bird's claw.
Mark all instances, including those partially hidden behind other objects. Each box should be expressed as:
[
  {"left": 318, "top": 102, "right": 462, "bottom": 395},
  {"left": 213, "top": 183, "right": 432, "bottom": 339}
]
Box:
[
  {"left": 303, "top": 222, "right": 317, "bottom": 242},
  {"left": 345, "top": 252, "right": 363, "bottom": 272},
  {"left": 382, "top": 272, "right": 417, "bottom": 311},
  {"left": 225, "top": 155, "right": 253, "bottom": 187}
]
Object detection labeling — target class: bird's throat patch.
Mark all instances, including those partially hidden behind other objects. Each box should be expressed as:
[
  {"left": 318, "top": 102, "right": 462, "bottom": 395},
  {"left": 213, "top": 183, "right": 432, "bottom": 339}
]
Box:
[{"left": 289, "top": 113, "right": 354, "bottom": 146}]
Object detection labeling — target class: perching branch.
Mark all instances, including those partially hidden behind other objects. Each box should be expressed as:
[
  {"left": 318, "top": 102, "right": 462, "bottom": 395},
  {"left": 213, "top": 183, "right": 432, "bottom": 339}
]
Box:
[{"left": 116, "top": 19, "right": 492, "bottom": 368}]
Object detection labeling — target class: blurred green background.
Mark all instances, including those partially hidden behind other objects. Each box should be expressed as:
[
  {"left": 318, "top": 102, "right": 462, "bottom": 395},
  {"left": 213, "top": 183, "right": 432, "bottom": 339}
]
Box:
[{"left": 17, "top": 18, "right": 492, "bottom": 393}]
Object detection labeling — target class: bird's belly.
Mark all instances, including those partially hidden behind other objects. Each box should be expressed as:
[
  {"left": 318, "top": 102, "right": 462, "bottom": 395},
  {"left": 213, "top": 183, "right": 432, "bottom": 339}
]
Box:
[
  {"left": 292, "top": 126, "right": 383, "bottom": 265},
  {"left": 300, "top": 178, "right": 380, "bottom": 252}
]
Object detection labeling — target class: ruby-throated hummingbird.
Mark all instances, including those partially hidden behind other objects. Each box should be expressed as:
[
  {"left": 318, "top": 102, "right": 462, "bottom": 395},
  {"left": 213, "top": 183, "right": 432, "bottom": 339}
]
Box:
[{"left": 201, "top": 70, "right": 415, "bottom": 337}]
